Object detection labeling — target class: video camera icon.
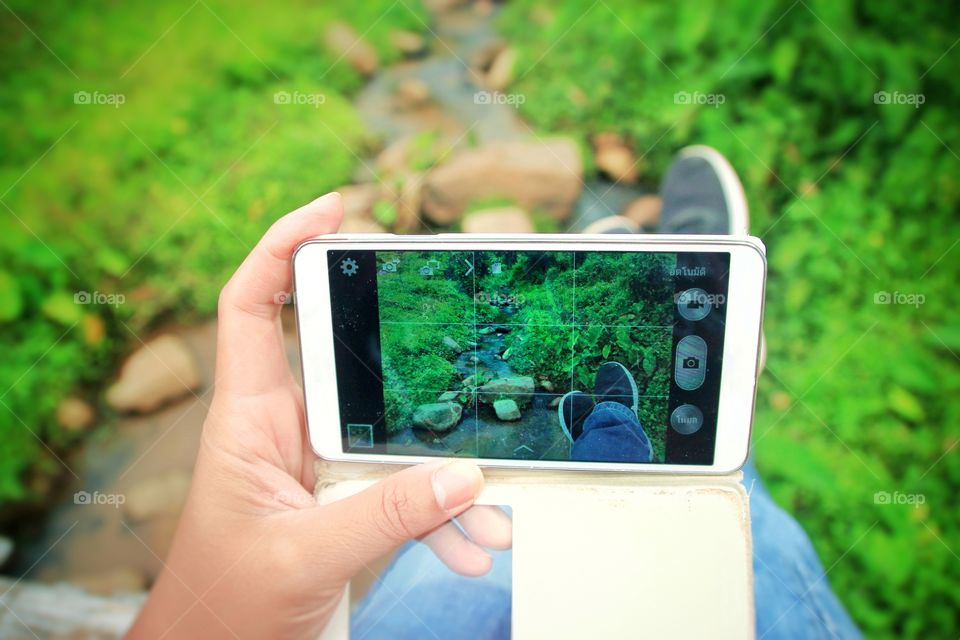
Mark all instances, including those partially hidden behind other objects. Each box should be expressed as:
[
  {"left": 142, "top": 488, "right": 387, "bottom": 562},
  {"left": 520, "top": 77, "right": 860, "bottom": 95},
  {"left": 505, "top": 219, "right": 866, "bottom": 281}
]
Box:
[{"left": 676, "top": 288, "right": 712, "bottom": 321}]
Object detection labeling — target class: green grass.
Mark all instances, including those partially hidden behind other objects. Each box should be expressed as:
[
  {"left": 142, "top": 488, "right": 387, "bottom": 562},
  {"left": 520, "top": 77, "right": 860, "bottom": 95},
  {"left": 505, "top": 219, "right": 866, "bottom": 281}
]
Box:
[
  {"left": 498, "top": 0, "right": 960, "bottom": 636},
  {"left": 0, "top": 0, "right": 426, "bottom": 502}
]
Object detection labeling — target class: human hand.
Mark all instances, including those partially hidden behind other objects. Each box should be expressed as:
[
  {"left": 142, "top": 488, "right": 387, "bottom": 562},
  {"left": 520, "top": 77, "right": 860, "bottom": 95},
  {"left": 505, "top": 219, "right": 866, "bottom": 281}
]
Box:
[{"left": 128, "top": 193, "right": 512, "bottom": 639}]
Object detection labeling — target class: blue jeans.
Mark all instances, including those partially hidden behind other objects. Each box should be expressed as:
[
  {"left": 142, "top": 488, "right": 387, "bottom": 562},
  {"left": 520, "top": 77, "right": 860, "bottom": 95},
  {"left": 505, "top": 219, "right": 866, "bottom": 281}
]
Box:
[
  {"left": 571, "top": 401, "right": 653, "bottom": 463},
  {"left": 352, "top": 420, "right": 862, "bottom": 639}
]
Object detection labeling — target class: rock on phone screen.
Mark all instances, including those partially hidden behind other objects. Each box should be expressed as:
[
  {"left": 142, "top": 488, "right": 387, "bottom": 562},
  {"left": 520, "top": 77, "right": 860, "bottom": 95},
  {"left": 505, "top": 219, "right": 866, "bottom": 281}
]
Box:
[{"left": 325, "top": 249, "right": 729, "bottom": 465}]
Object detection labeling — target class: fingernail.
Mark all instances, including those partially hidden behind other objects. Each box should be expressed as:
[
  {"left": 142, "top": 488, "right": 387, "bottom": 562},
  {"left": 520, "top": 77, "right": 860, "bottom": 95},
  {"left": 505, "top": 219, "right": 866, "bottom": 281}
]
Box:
[{"left": 432, "top": 461, "right": 482, "bottom": 511}]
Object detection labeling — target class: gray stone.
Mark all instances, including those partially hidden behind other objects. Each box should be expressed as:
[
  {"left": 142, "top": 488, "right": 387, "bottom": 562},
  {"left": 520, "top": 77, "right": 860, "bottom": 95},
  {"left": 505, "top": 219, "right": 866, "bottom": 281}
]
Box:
[
  {"left": 438, "top": 390, "right": 459, "bottom": 402},
  {"left": 479, "top": 375, "right": 534, "bottom": 396},
  {"left": 462, "top": 206, "right": 534, "bottom": 234},
  {"left": 493, "top": 398, "right": 521, "bottom": 421},
  {"left": 324, "top": 23, "right": 378, "bottom": 75},
  {"left": 443, "top": 336, "right": 463, "bottom": 352},
  {"left": 412, "top": 402, "right": 463, "bottom": 433},
  {"left": 422, "top": 139, "right": 583, "bottom": 223},
  {"left": 106, "top": 335, "right": 201, "bottom": 414}
]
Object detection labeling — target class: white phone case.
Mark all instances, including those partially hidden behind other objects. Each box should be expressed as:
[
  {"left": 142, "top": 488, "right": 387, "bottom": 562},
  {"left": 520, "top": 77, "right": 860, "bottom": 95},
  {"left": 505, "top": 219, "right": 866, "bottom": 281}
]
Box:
[{"left": 314, "top": 461, "right": 754, "bottom": 640}]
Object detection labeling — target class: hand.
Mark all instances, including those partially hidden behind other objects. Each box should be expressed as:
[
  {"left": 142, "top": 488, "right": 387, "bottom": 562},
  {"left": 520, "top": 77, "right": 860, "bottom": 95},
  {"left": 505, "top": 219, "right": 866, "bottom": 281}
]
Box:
[{"left": 129, "top": 193, "right": 511, "bottom": 639}]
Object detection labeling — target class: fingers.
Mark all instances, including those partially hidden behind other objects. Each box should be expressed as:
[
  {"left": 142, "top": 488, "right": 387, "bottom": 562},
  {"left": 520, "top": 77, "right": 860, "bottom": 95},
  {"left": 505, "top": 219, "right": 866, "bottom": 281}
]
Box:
[
  {"left": 216, "top": 193, "right": 342, "bottom": 394},
  {"left": 455, "top": 505, "right": 513, "bottom": 550},
  {"left": 420, "top": 506, "right": 513, "bottom": 576},
  {"left": 421, "top": 519, "right": 493, "bottom": 577},
  {"left": 311, "top": 461, "right": 483, "bottom": 582}
]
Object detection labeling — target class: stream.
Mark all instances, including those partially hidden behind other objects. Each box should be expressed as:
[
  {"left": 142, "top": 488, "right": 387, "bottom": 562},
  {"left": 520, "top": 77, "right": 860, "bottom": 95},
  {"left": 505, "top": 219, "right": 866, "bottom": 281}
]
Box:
[{"left": 388, "top": 307, "right": 571, "bottom": 461}]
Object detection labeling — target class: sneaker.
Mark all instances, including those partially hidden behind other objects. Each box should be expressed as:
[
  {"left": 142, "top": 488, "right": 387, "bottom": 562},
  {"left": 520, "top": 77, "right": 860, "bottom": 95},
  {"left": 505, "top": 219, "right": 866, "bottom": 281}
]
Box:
[
  {"left": 558, "top": 391, "right": 595, "bottom": 443},
  {"left": 582, "top": 215, "right": 640, "bottom": 234},
  {"left": 593, "top": 362, "right": 638, "bottom": 414},
  {"left": 659, "top": 145, "right": 749, "bottom": 235}
]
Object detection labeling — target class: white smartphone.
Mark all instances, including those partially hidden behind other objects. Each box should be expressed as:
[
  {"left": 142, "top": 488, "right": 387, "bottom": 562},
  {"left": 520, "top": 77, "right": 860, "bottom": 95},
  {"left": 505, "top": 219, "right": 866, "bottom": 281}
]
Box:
[{"left": 293, "top": 234, "right": 766, "bottom": 474}]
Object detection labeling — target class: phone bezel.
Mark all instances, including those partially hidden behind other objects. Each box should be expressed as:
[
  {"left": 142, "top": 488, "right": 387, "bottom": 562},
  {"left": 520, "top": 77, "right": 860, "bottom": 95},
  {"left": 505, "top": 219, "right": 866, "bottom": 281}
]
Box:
[{"left": 293, "top": 234, "right": 766, "bottom": 474}]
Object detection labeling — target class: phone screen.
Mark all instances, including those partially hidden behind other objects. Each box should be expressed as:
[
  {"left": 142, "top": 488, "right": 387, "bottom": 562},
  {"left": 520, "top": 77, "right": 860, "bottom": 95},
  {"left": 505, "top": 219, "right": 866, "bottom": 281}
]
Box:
[{"left": 325, "top": 249, "right": 729, "bottom": 465}]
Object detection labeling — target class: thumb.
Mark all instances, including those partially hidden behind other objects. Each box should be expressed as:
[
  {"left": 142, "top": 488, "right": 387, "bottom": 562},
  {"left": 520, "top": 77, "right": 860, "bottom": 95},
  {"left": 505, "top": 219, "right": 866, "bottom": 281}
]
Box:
[{"left": 310, "top": 460, "right": 484, "bottom": 579}]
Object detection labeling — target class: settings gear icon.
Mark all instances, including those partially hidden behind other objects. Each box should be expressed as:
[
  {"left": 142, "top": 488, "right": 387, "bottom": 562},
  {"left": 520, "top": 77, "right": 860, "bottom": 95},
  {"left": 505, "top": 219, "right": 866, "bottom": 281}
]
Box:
[{"left": 340, "top": 258, "right": 359, "bottom": 277}]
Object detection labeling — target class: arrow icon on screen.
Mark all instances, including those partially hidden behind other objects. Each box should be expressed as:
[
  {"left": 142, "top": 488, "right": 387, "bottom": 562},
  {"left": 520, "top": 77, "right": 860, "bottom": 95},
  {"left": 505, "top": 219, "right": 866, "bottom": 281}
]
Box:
[{"left": 464, "top": 259, "right": 474, "bottom": 277}]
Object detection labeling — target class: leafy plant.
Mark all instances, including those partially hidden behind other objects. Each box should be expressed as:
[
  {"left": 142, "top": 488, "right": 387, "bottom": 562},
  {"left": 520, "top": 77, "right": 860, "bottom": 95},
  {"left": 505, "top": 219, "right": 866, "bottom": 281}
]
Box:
[{"left": 499, "top": 0, "right": 960, "bottom": 636}]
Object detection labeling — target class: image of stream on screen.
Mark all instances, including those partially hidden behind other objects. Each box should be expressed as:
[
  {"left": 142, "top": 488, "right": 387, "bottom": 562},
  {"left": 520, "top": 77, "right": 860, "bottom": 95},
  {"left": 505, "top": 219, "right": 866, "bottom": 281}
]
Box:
[{"left": 327, "top": 249, "right": 730, "bottom": 465}]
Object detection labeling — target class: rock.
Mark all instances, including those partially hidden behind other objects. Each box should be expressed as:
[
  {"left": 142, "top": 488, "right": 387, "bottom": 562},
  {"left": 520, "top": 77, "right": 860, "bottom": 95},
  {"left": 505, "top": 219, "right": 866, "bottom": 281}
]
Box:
[
  {"left": 396, "top": 78, "right": 431, "bottom": 110},
  {"left": 69, "top": 568, "right": 146, "bottom": 596},
  {"left": 622, "top": 195, "right": 662, "bottom": 228},
  {"left": 376, "top": 136, "right": 413, "bottom": 176},
  {"left": 438, "top": 390, "right": 460, "bottom": 402},
  {"left": 338, "top": 183, "right": 379, "bottom": 221},
  {"left": 485, "top": 46, "right": 517, "bottom": 91},
  {"left": 469, "top": 355, "right": 479, "bottom": 364},
  {"left": 462, "top": 206, "right": 535, "bottom": 233},
  {"left": 389, "top": 29, "right": 427, "bottom": 57},
  {"left": 548, "top": 396, "right": 562, "bottom": 408},
  {"left": 0, "top": 577, "right": 145, "bottom": 638},
  {"left": 462, "top": 375, "right": 477, "bottom": 387},
  {"left": 593, "top": 133, "right": 638, "bottom": 183},
  {"left": 770, "top": 391, "right": 792, "bottom": 411},
  {"left": 339, "top": 217, "right": 387, "bottom": 234},
  {"left": 397, "top": 172, "right": 424, "bottom": 232},
  {"left": 123, "top": 470, "right": 191, "bottom": 523},
  {"left": 56, "top": 397, "right": 94, "bottom": 431},
  {"left": 423, "top": 0, "right": 468, "bottom": 12},
  {"left": 501, "top": 347, "right": 512, "bottom": 360},
  {"left": 493, "top": 398, "right": 521, "bottom": 421},
  {"left": 540, "top": 379, "right": 555, "bottom": 392},
  {"left": 443, "top": 336, "right": 463, "bottom": 352},
  {"left": 479, "top": 375, "right": 535, "bottom": 396},
  {"left": 422, "top": 139, "right": 583, "bottom": 223},
  {"left": 411, "top": 402, "right": 463, "bottom": 433},
  {"left": 478, "top": 326, "right": 495, "bottom": 335},
  {"left": 106, "top": 335, "right": 201, "bottom": 413},
  {"left": 471, "top": 39, "right": 506, "bottom": 73},
  {"left": 324, "top": 22, "right": 378, "bottom": 76}
]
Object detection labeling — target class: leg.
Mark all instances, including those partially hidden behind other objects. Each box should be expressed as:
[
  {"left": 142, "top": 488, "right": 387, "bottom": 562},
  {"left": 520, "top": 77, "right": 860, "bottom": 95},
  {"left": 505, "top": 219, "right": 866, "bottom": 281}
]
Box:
[
  {"left": 744, "top": 462, "right": 863, "bottom": 639},
  {"left": 559, "top": 362, "right": 653, "bottom": 463},
  {"left": 351, "top": 539, "right": 513, "bottom": 639}
]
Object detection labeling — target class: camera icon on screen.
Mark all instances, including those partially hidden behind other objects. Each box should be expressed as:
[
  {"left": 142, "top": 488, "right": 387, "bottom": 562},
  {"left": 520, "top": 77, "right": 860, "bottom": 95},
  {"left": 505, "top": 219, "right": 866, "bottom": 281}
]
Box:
[{"left": 682, "top": 356, "right": 700, "bottom": 369}]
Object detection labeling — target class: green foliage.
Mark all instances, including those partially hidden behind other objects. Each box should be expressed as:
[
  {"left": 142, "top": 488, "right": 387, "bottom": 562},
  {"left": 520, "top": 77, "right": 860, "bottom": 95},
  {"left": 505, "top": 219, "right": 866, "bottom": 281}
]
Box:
[
  {"left": 377, "top": 251, "right": 475, "bottom": 431},
  {"left": 499, "top": 0, "right": 960, "bottom": 636},
  {"left": 0, "top": 0, "right": 426, "bottom": 503}
]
